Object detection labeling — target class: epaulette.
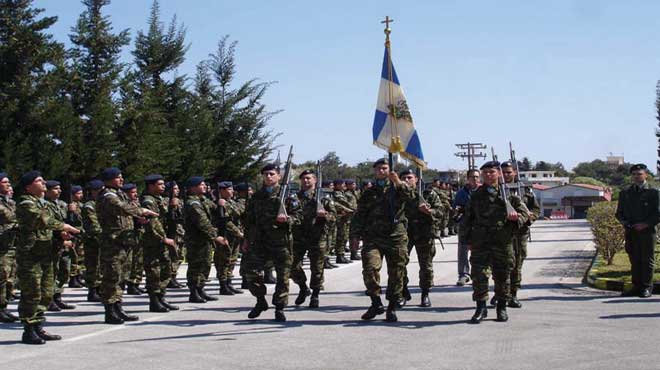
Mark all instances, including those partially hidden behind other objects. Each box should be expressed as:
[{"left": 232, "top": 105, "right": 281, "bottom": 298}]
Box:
[
  {"left": 18, "top": 200, "right": 35, "bottom": 206},
  {"left": 104, "top": 192, "right": 118, "bottom": 198},
  {"left": 188, "top": 201, "right": 202, "bottom": 207}
]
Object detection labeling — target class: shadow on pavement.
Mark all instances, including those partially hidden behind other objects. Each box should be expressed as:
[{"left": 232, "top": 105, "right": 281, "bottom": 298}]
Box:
[{"left": 599, "top": 312, "right": 660, "bottom": 319}]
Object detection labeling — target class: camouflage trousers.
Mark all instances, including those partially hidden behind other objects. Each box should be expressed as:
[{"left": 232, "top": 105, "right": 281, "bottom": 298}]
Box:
[
  {"left": 0, "top": 249, "right": 16, "bottom": 310},
  {"left": 244, "top": 239, "right": 293, "bottom": 307},
  {"left": 291, "top": 236, "right": 327, "bottom": 291},
  {"left": 214, "top": 239, "right": 241, "bottom": 281},
  {"left": 186, "top": 241, "right": 212, "bottom": 287},
  {"left": 325, "top": 222, "right": 336, "bottom": 255},
  {"left": 17, "top": 242, "right": 55, "bottom": 324},
  {"left": 124, "top": 244, "right": 143, "bottom": 284},
  {"left": 335, "top": 219, "right": 349, "bottom": 255},
  {"left": 510, "top": 233, "right": 529, "bottom": 295},
  {"left": 470, "top": 239, "right": 513, "bottom": 302},
  {"left": 362, "top": 235, "right": 409, "bottom": 302},
  {"left": 70, "top": 240, "right": 84, "bottom": 277},
  {"left": 84, "top": 237, "right": 101, "bottom": 288},
  {"left": 403, "top": 234, "right": 436, "bottom": 290},
  {"left": 100, "top": 238, "right": 132, "bottom": 305},
  {"left": 53, "top": 247, "right": 72, "bottom": 294},
  {"left": 169, "top": 236, "right": 185, "bottom": 280},
  {"left": 143, "top": 243, "right": 171, "bottom": 294}
]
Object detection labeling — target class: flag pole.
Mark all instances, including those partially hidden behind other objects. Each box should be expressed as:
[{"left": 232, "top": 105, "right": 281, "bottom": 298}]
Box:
[{"left": 382, "top": 16, "right": 398, "bottom": 223}]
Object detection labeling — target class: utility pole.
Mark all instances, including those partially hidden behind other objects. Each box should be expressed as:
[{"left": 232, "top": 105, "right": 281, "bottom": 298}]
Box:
[{"left": 454, "top": 142, "right": 487, "bottom": 170}]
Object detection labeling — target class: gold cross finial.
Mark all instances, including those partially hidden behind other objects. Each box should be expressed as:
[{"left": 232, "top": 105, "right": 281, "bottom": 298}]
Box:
[{"left": 381, "top": 16, "right": 394, "bottom": 34}]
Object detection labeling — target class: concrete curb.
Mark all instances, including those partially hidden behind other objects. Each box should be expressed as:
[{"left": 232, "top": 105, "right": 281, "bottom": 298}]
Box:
[{"left": 586, "top": 253, "right": 660, "bottom": 293}]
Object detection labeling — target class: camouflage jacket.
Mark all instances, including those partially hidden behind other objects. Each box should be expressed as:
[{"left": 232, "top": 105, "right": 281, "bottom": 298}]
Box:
[
  {"left": 164, "top": 196, "right": 185, "bottom": 240},
  {"left": 215, "top": 198, "right": 243, "bottom": 240},
  {"left": 141, "top": 193, "right": 168, "bottom": 246},
  {"left": 96, "top": 187, "right": 142, "bottom": 239},
  {"left": 332, "top": 190, "right": 355, "bottom": 222},
  {"left": 459, "top": 185, "right": 530, "bottom": 246},
  {"left": 82, "top": 200, "right": 102, "bottom": 239},
  {"left": 244, "top": 184, "right": 300, "bottom": 245},
  {"left": 294, "top": 188, "right": 337, "bottom": 242},
  {"left": 404, "top": 188, "right": 443, "bottom": 238},
  {"left": 15, "top": 194, "right": 64, "bottom": 247},
  {"left": 350, "top": 179, "right": 414, "bottom": 242},
  {"left": 507, "top": 184, "right": 541, "bottom": 234},
  {"left": 0, "top": 194, "right": 17, "bottom": 250},
  {"left": 184, "top": 194, "right": 218, "bottom": 245},
  {"left": 67, "top": 201, "right": 83, "bottom": 228}
]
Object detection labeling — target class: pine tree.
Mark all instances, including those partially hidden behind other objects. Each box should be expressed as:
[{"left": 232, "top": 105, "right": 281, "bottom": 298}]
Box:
[{"left": 69, "top": 0, "right": 130, "bottom": 180}]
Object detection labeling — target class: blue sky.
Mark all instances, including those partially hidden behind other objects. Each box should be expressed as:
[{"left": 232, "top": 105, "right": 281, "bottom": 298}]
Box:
[{"left": 34, "top": 0, "right": 660, "bottom": 171}]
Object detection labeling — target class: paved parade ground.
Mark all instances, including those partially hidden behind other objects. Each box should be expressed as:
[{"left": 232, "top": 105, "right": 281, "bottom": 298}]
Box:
[{"left": 1, "top": 220, "right": 659, "bottom": 370}]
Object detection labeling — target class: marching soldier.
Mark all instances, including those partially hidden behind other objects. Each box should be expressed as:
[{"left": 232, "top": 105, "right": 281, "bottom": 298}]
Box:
[
  {"left": 122, "top": 183, "right": 145, "bottom": 295},
  {"left": 66, "top": 185, "right": 85, "bottom": 288},
  {"left": 15, "top": 171, "right": 80, "bottom": 344},
  {"left": 322, "top": 180, "right": 338, "bottom": 270},
  {"left": 344, "top": 179, "right": 361, "bottom": 261},
  {"left": 400, "top": 169, "right": 443, "bottom": 307},
  {"left": 332, "top": 179, "right": 353, "bottom": 264},
  {"left": 235, "top": 182, "right": 252, "bottom": 289},
  {"left": 616, "top": 163, "right": 660, "bottom": 298},
  {"left": 350, "top": 158, "right": 414, "bottom": 322},
  {"left": 432, "top": 179, "right": 451, "bottom": 238},
  {"left": 215, "top": 181, "right": 244, "bottom": 295},
  {"left": 500, "top": 161, "right": 540, "bottom": 307},
  {"left": 242, "top": 163, "right": 300, "bottom": 322},
  {"left": 82, "top": 180, "right": 104, "bottom": 302},
  {"left": 183, "top": 176, "right": 227, "bottom": 303},
  {"left": 97, "top": 168, "right": 157, "bottom": 324},
  {"left": 291, "top": 169, "right": 336, "bottom": 308},
  {"left": 460, "top": 161, "right": 529, "bottom": 324},
  {"left": 0, "top": 173, "right": 18, "bottom": 323},
  {"left": 164, "top": 181, "right": 185, "bottom": 288}
]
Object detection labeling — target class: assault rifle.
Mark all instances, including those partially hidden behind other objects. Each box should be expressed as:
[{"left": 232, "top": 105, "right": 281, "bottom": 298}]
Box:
[
  {"left": 315, "top": 160, "right": 324, "bottom": 215},
  {"left": 278, "top": 145, "right": 294, "bottom": 218},
  {"left": 492, "top": 147, "right": 516, "bottom": 215},
  {"left": 417, "top": 167, "right": 444, "bottom": 250},
  {"left": 509, "top": 142, "right": 532, "bottom": 242}
]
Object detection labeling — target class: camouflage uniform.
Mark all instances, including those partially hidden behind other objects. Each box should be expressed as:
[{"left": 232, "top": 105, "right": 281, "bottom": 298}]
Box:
[
  {"left": 96, "top": 187, "right": 144, "bottom": 304},
  {"left": 66, "top": 200, "right": 84, "bottom": 281},
  {"left": 125, "top": 200, "right": 144, "bottom": 287},
  {"left": 460, "top": 185, "right": 529, "bottom": 303},
  {"left": 403, "top": 188, "right": 443, "bottom": 291},
  {"left": 141, "top": 194, "right": 171, "bottom": 294},
  {"left": 433, "top": 187, "right": 450, "bottom": 237},
  {"left": 214, "top": 198, "right": 243, "bottom": 282},
  {"left": 45, "top": 198, "right": 69, "bottom": 296},
  {"left": 184, "top": 194, "right": 218, "bottom": 289},
  {"left": 243, "top": 185, "right": 299, "bottom": 307},
  {"left": 291, "top": 189, "right": 336, "bottom": 291},
  {"left": 82, "top": 199, "right": 102, "bottom": 290},
  {"left": 508, "top": 186, "right": 540, "bottom": 297},
  {"left": 164, "top": 196, "right": 185, "bottom": 282},
  {"left": 0, "top": 194, "right": 17, "bottom": 315},
  {"left": 350, "top": 180, "right": 414, "bottom": 303},
  {"left": 16, "top": 194, "right": 65, "bottom": 324},
  {"left": 332, "top": 189, "right": 354, "bottom": 257}
]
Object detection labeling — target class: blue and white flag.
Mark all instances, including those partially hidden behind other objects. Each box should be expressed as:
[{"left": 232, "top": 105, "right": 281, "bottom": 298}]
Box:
[{"left": 372, "top": 47, "right": 425, "bottom": 168}]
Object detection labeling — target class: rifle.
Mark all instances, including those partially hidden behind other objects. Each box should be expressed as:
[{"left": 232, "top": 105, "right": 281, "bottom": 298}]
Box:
[
  {"left": 315, "top": 160, "right": 324, "bottom": 215},
  {"left": 492, "top": 147, "right": 516, "bottom": 215},
  {"left": 509, "top": 142, "right": 532, "bottom": 242},
  {"left": 417, "top": 167, "right": 444, "bottom": 250},
  {"left": 278, "top": 145, "right": 294, "bottom": 217}
]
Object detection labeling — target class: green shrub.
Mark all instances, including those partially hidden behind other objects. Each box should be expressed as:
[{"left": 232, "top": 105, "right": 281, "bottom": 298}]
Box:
[{"left": 586, "top": 201, "right": 624, "bottom": 265}]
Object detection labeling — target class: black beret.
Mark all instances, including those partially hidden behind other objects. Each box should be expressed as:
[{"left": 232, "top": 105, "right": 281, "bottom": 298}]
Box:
[
  {"left": 433, "top": 178, "right": 442, "bottom": 182},
  {"left": 87, "top": 180, "right": 104, "bottom": 190},
  {"left": 100, "top": 167, "right": 122, "bottom": 181},
  {"left": 261, "top": 163, "right": 280, "bottom": 173},
  {"left": 165, "top": 181, "right": 177, "bottom": 190},
  {"left": 345, "top": 179, "right": 355, "bottom": 185},
  {"left": 399, "top": 169, "right": 415, "bottom": 177},
  {"left": 0, "top": 172, "right": 8, "bottom": 181},
  {"left": 46, "top": 180, "right": 61, "bottom": 189},
  {"left": 121, "top": 183, "right": 137, "bottom": 192},
  {"left": 298, "top": 169, "right": 314, "bottom": 179},
  {"left": 235, "top": 183, "right": 249, "bottom": 192},
  {"left": 372, "top": 158, "right": 388, "bottom": 168},
  {"left": 144, "top": 174, "right": 164, "bottom": 184},
  {"left": 333, "top": 179, "right": 345, "bottom": 186},
  {"left": 17, "top": 170, "right": 42, "bottom": 190},
  {"left": 185, "top": 176, "right": 205, "bottom": 188},
  {"left": 630, "top": 163, "right": 648, "bottom": 173},
  {"left": 480, "top": 161, "right": 501, "bottom": 170},
  {"left": 71, "top": 185, "right": 83, "bottom": 194},
  {"left": 362, "top": 180, "right": 373, "bottom": 186},
  {"left": 321, "top": 181, "right": 333, "bottom": 187},
  {"left": 218, "top": 181, "right": 233, "bottom": 189},
  {"left": 500, "top": 161, "right": 514, "bottom": 168}
]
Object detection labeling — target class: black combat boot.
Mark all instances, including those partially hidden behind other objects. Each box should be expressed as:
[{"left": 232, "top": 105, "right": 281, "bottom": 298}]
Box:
[
  {"left": 219, "top": 280, "right": 235, "bottom": 296},
  {"left": 420, "top": 288, "right": 431, "bottom": 308},
  {"left": 68, "top": 276, "right": 83, "bottom": 288},
  {"left": 53, "top": 293, "right": 76, "bottom": 310},
  {"left": 361, "top": 296, "right": 385, "bottom": 320},
  {"left": 295, "top": 283, "right": 310, "bottom": 306},
  {"left": 241, "top": 276, "right": 249, "bottom": 289},
  {"left": 114, "top": 302, "right": 139, "bottom": 321},
  {"left": 309, "top": 289, "right": 320, "bottom": 308},
  {"left": 350, "top": 250, "right": 361, "bottom": 261},
  {"left": 126, "top": 283, "right": 141, "bottom": 295},
  {"left": 35, "top": 324, "right": 61, "bottom": 341},
  {"left": 47, "top": 300, "right": 61, "bottom": 312},
  {"left": 470, "top": 300, "right": 488, "bottom": 324},
  {"left": 385, "top": 300, "right": 398, "bottom": 322},
  {"left": 104, "top": 304, "right": 124, "bottom": 325},
  {"left": 0, "top": 309, "right": 18, "bottom": 323},
  {"left": 263, "top": 268, "right": 277, "bottom": 284},
  {"left": 490, "top": 296, "right": 497, "bottom": 307},
  {"left": 21, "top": 324, "right": 46, "bottom": 345},
  {"left": 87, "top": 287, "right": 101, "bottom": 302},
  {"left": 336, "top": 253, "right": 351, "bottom": 264},
  {"left": 274, "top": 305, "right": 286, "bottom": 322},
  {"left": 496, "top": 300, "right": 509, "bottom": 322},
  {"left": 324, "top": 257, "right": 337, "bottom": 269},
  {"left": 403, "top": 285, "right": 412, "bottom": 302},
  {"left": 149, "top": 293, "right": 169, "bottom": 313},
  {"left": 227, "top": 279, "right": 243, "bottom": 294},
  {"left": 197, "top": 286, "right": 218, "bottom": 301},
  {"left": 158, "top": 293, "right": 179, "bottom": 311},
  {"left": 508, "top": 291, "right": 522, "bottom": 308},
  {"left": 188, "top": 285, "right": 206, "bottom": 303},
  {"left": 76, "top": 274, "right": 87, "bottom": 287},
  {"left": 248, "top": 296, "right": 269, "bottom": 319}
]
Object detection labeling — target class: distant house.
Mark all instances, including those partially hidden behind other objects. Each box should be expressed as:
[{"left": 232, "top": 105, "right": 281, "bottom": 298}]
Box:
[
  {"left": 519, "top": 171, "right": 570, "bottom": 188},
  {"left": 532, "top": 183, "right": 612, "bottom": 219}
]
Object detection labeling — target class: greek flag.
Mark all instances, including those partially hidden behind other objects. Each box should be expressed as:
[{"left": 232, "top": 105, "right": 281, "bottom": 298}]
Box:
[{"left": 372, "top": 47, "right": 425, "bottom": 169}]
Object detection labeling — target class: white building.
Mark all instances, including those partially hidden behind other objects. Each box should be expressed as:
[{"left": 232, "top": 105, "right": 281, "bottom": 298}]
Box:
[
  {"left": 533, "top": 183, "right": 612, "bottom": 219},
  {"left": 519, "top": 171, "right": 569, "bottom": 188}
]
